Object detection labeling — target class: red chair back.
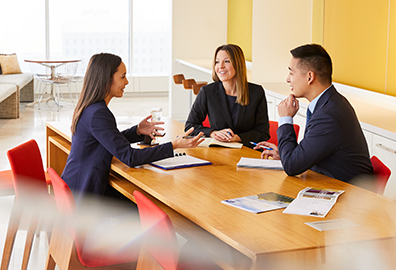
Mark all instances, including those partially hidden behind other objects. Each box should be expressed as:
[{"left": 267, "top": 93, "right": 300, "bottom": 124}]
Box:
[
  {"left": 7, "top": 140, "right": 48, "bottom": 200},
  {"left": 371, "top": 156, "right": 391, "bottom": 195},
  {"left": 48, "top": 167, "right": 141, "bottom": 268},
  {"left": 133, "top": 190, "right": 179, "bottom": 270},
  {"left": 268, "top": 121, "right": 300, "bottom": 145},
  {"left": 202, "top": 115, "right": 210, "bottom": 128},
  {"left": 48, "top": 167, "right": 75, "bottom": 218}
]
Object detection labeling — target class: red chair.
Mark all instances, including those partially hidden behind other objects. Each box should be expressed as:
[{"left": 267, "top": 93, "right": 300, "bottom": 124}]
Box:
[
  {"left": 1, "top": 140, "right": 53, "bottom": 270},
  {"left": 0, "top": 170, "right": 14, "bottom": 196},
  {"left": 202, "top": 115, "right": 210, "bottom": 128},
  {"left": 268, "top": 120, "right": 300, "bottom": 145},
  {"left": 45, "top": 168, "right": 141, "bottom": 270},
  {"left": 371, "top": 156, "right": 391, "bottom": 195},
  {"left": 133, "top": 190, "right": 221, "bottom": 270}
]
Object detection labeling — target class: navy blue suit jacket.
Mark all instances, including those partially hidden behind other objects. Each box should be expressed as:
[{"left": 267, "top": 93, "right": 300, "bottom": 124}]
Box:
[
  {"left": 185, "top": 81, "right": 270, "bottom": 147},
  {"left": 62, "top": 101, "right": 173, "bottom": 200},
  {"left": 277, "top": 85, "right": 372, "bottom": 182}
]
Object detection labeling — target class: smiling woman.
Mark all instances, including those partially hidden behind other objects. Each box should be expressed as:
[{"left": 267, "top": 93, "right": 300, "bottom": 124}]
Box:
[
  {"left": 185, "top": 44, "right": 270, "bottom": 148},
  {"left": 61, "top": 53, "right": 204, "bottom": 205}
]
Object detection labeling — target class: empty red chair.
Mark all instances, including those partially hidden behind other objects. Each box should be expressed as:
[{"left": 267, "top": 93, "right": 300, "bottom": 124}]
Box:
[
  {"left": 268, "top": 120, "right": 300, "bottom": 145},
  {"left": 371, "top": 156, "right": 391, "bottom": 195},
  {"left": 2, "top": 139, "right": 52, "bottom": 270},
  {"left": 133, "top": 190, "right": 221, "bottom": 270},
  {"left": 45, "top": 167, "right": 141, "bottom": 270}
]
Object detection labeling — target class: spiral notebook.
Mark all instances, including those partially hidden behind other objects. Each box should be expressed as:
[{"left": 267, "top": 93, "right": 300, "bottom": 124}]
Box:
[{"left": 150, "top": 152, "right": 212, "bottom": 170}]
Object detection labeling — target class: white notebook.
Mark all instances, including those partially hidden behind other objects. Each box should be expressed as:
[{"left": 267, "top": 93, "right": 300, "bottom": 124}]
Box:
[
  {"left": 236, "top": 157, "right": 283, "bottom": 170},
  {"left": 150, "top": 153, "right": 212, "bottom": 170}
]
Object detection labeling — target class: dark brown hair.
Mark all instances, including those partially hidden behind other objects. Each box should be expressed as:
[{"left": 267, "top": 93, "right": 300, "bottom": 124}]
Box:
[
  {"left": 71, "top": 53, "right": 122, "bottom": 135},
  {"left": 290, "top": 44, "right": 332, "bottom": 86}
]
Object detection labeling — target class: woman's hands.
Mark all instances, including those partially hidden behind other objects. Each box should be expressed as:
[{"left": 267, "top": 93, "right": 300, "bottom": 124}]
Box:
[
  {"left": 172, "top": 127, "right": 205, "bottom": 149},
  {"left": 210, "top": 128, "right": 241, "bottom": 142},
  {"left": 253, "top": 141, "right": 280, "bottom": 160},
  {"left": 137, "top": 115, "right": 165, "bottom": 139}
]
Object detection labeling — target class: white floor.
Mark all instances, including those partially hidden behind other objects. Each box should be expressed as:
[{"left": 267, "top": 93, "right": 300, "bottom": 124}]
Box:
[{"left": 0, "top": 93, "right": 169, "bottom": 269}]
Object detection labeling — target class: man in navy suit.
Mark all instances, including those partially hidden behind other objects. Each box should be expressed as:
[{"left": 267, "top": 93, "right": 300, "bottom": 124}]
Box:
[{"left": 255, "top": 44, "right": 372, "bottom": 183}]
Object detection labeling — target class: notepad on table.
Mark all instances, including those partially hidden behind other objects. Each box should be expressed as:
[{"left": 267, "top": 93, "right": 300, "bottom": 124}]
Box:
[
  {"left": 150, "top": 153, "right": 212, "bottom": 170},
  {"left": 198, "top": 138, "right": 242, "bottom": 149},
  {"left": 236, "top": 157, "right": 283, "bottom": 170},
  {"left": 221, "top": 192, "right": 294, "bottom": 214}
]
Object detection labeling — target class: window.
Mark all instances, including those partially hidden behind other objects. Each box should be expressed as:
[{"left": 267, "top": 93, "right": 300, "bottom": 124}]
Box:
[
  {"left": 132, "top": 0, "right": 171, "bottom": 76},
  {"left": 49, "top": 0, "right": 129, "bottom": 76},
  {"left": 0, "top": 0, "right": 171, "bottom": 77},
  {"left": 0, "top": 0, "right": 45, "bottom": 72}
]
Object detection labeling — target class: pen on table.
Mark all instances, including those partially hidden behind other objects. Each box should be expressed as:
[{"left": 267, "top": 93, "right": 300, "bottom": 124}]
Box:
[{"left": 250, "top": 141, "right": 273, "bottom": 151}]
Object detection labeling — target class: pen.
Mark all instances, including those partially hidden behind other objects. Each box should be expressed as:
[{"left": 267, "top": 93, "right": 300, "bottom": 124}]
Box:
[{"left": 250, "top": 141, "right": 273, "bottom": 151}]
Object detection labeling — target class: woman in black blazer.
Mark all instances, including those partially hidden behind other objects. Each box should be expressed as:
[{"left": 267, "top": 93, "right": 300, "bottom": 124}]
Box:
[
  {"left": 185, "top": 44, "right": 270, "bottom": 148},
  {"left": 61, "top": 53, "right": 203, "bottom": 203}
]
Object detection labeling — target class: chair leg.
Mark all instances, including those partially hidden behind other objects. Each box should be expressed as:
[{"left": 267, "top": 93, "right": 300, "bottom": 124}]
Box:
[
  {"left": 21, "top": 216, "right": 39, "bottom": 270},
  {"left": 0, "top": 202, "right": 21, "bottom": 270},
  {"left": 44, "top": 254, "right": 56, "bottom": 270}
]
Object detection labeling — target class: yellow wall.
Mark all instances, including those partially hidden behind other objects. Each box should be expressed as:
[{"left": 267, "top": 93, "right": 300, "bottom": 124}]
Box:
[
  {"left": 227, "top": 0, "right": 253, "bottom": 61},
  {"left": 322, "top": 0, "right": 393, "bottom": 96}
]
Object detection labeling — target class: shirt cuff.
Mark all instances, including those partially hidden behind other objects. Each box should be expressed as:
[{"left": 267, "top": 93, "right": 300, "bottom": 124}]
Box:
[{"left": 278, "top": 116, "right": 293, "bottom": 127}]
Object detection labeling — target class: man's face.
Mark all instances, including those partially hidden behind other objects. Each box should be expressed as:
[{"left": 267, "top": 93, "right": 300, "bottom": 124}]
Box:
[{"left": 286, "top": 57, "right": 310, "bottom": 99}]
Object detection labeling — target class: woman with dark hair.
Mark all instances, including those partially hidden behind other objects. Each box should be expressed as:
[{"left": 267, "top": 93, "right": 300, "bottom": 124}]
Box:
[
  {"left": 185, "top": 44, "right": 270, "bottom": 148},
  {"left": 62, "top": 53, "right": 203, "bottom": 202}
]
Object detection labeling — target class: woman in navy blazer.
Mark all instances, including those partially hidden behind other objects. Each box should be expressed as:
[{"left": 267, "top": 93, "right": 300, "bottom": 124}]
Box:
[
  {"left": 185, "top": 44, "right": 270, "bottom": 147},
  {"left": 62, "top": 53, "right": 203, "bottom": 202}
]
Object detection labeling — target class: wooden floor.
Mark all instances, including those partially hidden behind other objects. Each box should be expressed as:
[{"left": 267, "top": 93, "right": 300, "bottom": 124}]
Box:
[{"left": 0, "top": 94, "right": 168, "bottom": 269}]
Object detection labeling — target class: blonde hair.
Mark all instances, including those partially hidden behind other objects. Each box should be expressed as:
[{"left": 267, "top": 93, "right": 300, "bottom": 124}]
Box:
[{"left": 212, "top": 44, "right": 249, "bottom": 105}]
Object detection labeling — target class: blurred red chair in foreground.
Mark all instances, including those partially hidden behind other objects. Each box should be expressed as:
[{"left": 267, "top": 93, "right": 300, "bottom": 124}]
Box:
[
  {"left": 371, "top": 156, "right": 391, "bottom": 195},
  {"left": 268, "top": 120, "right": 300, "bottom": 145},
  {"left": 1, "top": 140, "right": 52, "bottom": 270},
  {"left": 133, "top": 190, "right": 221, "bottom": 270},
  {"left": 45, "top": 168, "right": 141, "bottom": 270},
  {"left": 0, "top": 171, "right": 14, "bottom": 197}
]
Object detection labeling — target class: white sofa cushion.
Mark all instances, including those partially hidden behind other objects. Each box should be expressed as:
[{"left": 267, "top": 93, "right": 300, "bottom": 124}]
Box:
[
  {"left": 0, "top": 73, "right": 33, "bottom": 89},
  {"left": 0, "top": 84, "right": 17, "bottom": 102}
]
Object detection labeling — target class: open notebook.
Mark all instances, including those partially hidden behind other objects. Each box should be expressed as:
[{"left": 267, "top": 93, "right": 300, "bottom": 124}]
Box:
[
  {"left": 198, "top": 138, "right": 242, "bottom": 149},
  {"left": 150, "top": 152, "right": 212, "bottom": 170}
]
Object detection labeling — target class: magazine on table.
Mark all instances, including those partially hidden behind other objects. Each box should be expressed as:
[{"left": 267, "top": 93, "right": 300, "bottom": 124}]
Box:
[
  {"left": 221, "top": 192, "right": 294, "bottom": 214},
  {"left": 283, "top": 187, "right": 345, "bottom": 218}
]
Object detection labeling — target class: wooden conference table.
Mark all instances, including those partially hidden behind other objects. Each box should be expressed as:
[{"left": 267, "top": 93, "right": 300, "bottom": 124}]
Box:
[{"left": 46, "top": 118, "right": 396, "bottom": 270}]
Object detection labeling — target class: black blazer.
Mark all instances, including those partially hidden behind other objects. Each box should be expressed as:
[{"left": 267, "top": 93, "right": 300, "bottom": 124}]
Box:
[
  {"left": 277, "top": 85, "right": 373, "bottom": 182},
  {"left": 185, "top": 81, "right": 270, "bottom": 147},
  {"left": 62, "top": 101, "right": 174, "bottom": 202}
]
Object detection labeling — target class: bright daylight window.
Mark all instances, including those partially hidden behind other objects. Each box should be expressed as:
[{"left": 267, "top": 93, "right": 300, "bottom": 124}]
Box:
[
  {"left": 49, "top": 0, "right": 129, "bottom": 76},
  {"left": 0, "top": 0, "right": 171, "bottom": 77},
  {"left": 132, "top": 0, "right": 171, "bottom": 76},
  {"left": 1, "top": 1, "right": 46, "bottom": 72}
]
